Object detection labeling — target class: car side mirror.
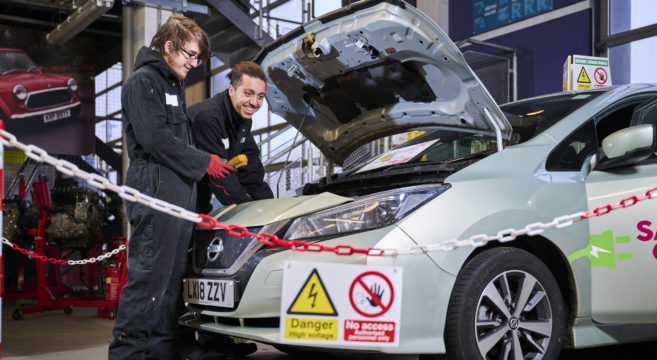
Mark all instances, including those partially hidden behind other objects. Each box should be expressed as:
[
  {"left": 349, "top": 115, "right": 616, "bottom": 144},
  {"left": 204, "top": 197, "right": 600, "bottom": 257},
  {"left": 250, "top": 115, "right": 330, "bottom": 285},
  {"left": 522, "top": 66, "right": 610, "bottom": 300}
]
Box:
[{"left": 596, "top": 124, "right": 656, "bottom": 170}]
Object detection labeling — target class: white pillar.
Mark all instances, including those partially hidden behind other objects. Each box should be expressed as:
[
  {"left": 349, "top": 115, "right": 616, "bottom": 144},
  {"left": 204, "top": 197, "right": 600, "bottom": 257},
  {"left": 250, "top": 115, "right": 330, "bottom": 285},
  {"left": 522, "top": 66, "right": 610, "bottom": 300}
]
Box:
[{"left": 133, "top": 6, "right": 174, "bottom": 53}]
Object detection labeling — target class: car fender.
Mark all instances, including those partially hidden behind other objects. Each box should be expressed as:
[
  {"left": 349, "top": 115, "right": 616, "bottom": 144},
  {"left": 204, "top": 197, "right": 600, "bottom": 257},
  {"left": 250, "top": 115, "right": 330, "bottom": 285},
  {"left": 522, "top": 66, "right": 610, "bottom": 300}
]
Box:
[{"left": 0, "top": 97, "right": 12, "bottom": 120}]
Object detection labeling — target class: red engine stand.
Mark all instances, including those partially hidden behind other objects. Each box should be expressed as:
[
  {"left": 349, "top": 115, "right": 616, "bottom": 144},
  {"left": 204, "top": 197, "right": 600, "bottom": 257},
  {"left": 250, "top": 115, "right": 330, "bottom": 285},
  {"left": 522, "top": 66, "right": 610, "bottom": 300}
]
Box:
[{"left": 11, "top": 177, "right": 127, "bottom": 320}]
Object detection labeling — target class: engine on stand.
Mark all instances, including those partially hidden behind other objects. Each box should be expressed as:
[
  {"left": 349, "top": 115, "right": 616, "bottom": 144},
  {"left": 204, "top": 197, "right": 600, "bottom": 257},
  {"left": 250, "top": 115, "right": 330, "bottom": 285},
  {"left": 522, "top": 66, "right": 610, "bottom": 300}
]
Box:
[
  {"left": 3, "top": 167, "right": 127, "bottom": 320},
  {"left": 46, "top": 177, "right": 106, "bottom": 249}
]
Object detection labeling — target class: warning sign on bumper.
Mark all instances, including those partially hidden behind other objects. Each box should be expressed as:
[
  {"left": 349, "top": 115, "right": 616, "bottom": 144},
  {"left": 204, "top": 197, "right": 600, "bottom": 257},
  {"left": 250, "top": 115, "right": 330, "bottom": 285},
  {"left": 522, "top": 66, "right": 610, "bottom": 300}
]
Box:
[
  {"left": 344, "top": 320, "right": 395, "bottom": 343},
  {"left": 285, "top": 317, "right": 338, "bottom": 341},
  {"left": 280, "top": 261, "right": 402, "bottom": 347}
]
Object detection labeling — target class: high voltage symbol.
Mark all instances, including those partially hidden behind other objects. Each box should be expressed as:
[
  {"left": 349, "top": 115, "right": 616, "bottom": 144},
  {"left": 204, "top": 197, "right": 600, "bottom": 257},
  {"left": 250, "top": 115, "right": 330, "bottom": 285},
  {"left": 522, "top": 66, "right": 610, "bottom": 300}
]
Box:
[
  {"left": 578, "top": 67, "right": 591, "bottom": 83},
  {"left": 287, "top": 269, "right": 338, "bottom": 316}
]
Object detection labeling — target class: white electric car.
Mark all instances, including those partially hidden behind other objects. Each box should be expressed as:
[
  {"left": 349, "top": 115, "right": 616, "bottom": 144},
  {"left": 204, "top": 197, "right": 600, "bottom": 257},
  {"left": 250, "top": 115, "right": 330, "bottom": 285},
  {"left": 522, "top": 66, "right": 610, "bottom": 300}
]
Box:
[{"left": 181, "top": 1, "right": 657, "bottom": 359}]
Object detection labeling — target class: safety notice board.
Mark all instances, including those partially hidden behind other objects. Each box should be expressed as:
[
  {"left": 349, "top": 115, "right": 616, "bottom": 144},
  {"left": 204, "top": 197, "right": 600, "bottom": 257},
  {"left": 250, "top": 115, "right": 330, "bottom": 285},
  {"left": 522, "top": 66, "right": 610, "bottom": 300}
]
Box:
[
  {"left": 563, "top": 54, "right": 612, "bottom": 91},
  {"left": 280, "top": 261, "right": 403, "bottom": 347}
]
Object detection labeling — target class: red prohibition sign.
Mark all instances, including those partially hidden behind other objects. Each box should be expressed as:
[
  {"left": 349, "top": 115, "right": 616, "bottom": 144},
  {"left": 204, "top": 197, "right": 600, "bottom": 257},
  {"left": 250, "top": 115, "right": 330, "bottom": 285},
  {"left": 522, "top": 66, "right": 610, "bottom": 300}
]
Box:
[
  {"left": 349, "top": 271, "right": 394, "bottom": 318},
  {"left": 594, "top": 67, "right": 608, "bottom": 85}
]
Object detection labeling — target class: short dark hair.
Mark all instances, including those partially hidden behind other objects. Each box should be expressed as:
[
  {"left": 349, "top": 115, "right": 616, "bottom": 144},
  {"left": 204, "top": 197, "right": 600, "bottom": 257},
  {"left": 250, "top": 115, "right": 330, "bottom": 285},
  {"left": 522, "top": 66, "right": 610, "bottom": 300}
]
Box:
[
  {"left": 227, "top": 61, "right": 266, "bottom": 88},
  {"left": 150, "top": 15, "right": 210, "bottom": 63}
]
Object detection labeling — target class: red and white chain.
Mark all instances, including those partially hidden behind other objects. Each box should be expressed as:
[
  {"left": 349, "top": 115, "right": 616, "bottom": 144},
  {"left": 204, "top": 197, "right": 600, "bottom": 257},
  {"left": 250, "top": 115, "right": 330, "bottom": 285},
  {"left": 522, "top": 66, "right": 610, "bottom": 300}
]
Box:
[
  {"left": 2, "top": 128, "right": 657, "bottom": 261},
  {"left": 0, "top": 236, "right": 126, "bottom": 265}
]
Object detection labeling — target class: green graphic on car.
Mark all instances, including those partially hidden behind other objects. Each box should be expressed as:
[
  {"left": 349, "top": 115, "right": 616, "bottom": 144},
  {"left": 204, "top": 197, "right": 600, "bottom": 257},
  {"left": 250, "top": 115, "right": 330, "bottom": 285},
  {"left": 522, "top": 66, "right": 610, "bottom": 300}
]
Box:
[{"left": 568, "top": 230, "right": 632, "bottom": 268}]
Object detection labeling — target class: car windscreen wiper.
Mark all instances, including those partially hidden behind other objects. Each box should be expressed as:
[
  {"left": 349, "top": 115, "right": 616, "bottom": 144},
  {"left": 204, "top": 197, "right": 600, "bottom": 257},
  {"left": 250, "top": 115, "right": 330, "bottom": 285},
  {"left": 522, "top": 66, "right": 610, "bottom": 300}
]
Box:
[{"left": 441, "top": 150, "right": 497, "bottom": 164}]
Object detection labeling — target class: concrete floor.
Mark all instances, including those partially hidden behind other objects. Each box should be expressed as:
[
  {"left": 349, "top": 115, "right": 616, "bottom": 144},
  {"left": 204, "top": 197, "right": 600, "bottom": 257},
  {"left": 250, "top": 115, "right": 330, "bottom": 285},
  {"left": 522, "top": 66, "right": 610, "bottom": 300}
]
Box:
[
  {"left": 0, "top": 301, "right": 416, "bottom": 360},
  {"left": 3, "top": 300, "right": 657, "bottom": 360},
  {"left": 1, "top": 301, "right": 290, "bottom": 360},
  {"left": 2, "top": 302, "right": 114, "bottom": 359}
]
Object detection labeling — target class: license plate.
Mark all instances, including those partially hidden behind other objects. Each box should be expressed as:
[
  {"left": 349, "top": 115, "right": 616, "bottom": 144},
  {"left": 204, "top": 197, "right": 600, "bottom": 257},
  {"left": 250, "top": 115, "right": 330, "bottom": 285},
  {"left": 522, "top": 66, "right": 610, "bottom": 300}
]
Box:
[
  {"left": 43, "top": 109, "right": 71, "bottom": 123},
  {"left": 183, "top": 278, "right": 235, "bottom": 308}
]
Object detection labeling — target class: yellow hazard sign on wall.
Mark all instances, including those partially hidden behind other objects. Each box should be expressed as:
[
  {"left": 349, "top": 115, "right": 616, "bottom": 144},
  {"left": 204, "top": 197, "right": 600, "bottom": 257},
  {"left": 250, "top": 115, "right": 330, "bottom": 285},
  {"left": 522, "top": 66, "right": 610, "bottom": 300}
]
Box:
[{"left": 563, "top": 54, "right": 611, "bottom": 91}]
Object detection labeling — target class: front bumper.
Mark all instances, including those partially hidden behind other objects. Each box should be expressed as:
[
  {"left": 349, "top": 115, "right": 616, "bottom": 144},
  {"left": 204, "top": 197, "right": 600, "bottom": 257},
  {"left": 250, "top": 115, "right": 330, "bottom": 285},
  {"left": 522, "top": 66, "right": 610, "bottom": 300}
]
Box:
[
  {"left": 8, "top": 102, "right": 81, "bottom": 130},
  {"left": 180, "top": 226, "right": 457, "bottom": 354}
]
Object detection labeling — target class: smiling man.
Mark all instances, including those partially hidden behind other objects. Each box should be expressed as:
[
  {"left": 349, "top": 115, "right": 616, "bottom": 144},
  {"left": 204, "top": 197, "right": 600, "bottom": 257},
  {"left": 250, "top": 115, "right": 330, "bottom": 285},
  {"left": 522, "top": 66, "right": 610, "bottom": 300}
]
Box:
[{"left": 190, "top": 61, "right": 274, "bottom": 210}]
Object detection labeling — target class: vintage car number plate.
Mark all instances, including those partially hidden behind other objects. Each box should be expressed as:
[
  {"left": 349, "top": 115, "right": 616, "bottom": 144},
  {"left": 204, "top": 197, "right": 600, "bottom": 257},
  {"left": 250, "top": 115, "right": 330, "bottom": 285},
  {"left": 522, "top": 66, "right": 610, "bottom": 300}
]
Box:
[
  {"left": 43, "top": 109, "right": 71, "bottom": 123},
  {"left": 183, "top": 278, "right": 235, "bottom": 307}
]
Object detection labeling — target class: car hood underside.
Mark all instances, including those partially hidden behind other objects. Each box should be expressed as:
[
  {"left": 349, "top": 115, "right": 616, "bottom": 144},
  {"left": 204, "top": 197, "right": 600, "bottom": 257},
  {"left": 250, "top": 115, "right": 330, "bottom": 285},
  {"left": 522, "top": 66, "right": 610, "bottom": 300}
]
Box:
[{"left": 255, "top": 0, "right": 510, "bottom": 165}]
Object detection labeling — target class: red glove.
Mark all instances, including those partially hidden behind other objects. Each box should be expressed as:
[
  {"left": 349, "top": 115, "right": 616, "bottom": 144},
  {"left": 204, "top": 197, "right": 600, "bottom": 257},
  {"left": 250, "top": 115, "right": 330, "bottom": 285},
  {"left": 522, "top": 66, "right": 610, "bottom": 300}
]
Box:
[{"left": 206, "top": 154, "right": 233, "bottom": 178}]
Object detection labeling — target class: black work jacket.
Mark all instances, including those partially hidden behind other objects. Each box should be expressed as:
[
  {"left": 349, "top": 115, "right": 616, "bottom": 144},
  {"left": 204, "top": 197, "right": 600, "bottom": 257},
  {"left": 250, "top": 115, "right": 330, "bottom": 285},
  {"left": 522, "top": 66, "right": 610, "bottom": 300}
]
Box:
[
  {"left": 123, "top": 47, "right": 210, "bottom": 214},
  {"left": 190, "top": 90, "right": 273, "bottom": 209}
]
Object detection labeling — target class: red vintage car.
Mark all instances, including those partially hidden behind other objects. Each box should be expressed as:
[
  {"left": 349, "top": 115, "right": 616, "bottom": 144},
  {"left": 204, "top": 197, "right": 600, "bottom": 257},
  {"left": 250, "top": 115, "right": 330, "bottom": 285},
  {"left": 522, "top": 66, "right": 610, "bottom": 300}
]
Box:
[{"left": 0, "top": 48, "right": 81, "bottom": 131}]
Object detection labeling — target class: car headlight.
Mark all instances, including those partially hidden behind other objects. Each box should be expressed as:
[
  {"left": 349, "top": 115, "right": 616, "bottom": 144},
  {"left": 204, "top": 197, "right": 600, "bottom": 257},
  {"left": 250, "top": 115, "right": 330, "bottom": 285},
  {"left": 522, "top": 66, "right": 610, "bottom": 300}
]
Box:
[
  {"left": 13, "top": 85, "right": 27, "bottom": 101},
  {"left": 284, "top": 184, "right": 450, "bottom": 240},
  {"left": 67, "top": 78, "right": 78, "bottom": 92}
]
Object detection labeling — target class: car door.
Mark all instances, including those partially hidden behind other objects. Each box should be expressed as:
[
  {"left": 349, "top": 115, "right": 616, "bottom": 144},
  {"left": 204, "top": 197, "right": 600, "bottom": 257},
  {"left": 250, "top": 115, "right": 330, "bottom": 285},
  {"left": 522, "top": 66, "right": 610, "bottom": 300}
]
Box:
[{"left": 584, "top": 96, "right": 657, "bottom": 324}]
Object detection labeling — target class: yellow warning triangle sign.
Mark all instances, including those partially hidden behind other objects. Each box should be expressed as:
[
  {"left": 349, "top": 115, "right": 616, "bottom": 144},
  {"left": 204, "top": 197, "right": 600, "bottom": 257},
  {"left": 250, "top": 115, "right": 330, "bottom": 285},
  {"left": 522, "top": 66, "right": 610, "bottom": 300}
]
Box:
[
  {"left": 577, "top": 67, "right": 591, "bottom": 83},
  {"left": 287, "top": 269, "right": 338, "bottom": 316}
]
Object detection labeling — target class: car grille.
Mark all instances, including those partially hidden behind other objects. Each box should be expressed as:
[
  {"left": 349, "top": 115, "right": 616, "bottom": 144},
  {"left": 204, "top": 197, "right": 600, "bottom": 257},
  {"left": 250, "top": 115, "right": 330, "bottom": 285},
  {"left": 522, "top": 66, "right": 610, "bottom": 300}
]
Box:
[
  {"left": 26, "top": 89, "right": 73, "bottom": 110},
  {"left": 193, "top": 228, "right": 261, "bottom": 271},
  {"left": 189, "top": 227, "right": 288, "bottom": 308}
]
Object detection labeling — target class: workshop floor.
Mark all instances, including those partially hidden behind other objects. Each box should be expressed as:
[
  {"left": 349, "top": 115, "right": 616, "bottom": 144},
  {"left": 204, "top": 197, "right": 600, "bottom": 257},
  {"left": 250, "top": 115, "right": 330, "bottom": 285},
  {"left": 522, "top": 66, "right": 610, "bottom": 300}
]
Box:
[
  {"left": 0, "top": 301, "right": 419, "bottom": 360},
  {"left": 2, "top": 301, "right": 114, "bottom": 359},
  {"left": 0, "top": 301, "right": 332, "bottom": 360},
  {"left": 4, "top": 300, "right": 655, "bottom": 360},
  {"left": 1, "top": 300, "right": 289, "bottom": 360}
]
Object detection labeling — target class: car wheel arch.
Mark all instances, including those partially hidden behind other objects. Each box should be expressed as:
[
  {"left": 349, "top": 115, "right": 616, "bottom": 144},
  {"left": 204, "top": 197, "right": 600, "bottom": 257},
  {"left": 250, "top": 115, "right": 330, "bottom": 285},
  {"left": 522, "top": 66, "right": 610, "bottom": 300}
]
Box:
[
  {"left": 445, "top": 246, "right": 569, "bottom": 359},
  {"left": 459, "top": 236, "right": 577, "bottom": 348}
]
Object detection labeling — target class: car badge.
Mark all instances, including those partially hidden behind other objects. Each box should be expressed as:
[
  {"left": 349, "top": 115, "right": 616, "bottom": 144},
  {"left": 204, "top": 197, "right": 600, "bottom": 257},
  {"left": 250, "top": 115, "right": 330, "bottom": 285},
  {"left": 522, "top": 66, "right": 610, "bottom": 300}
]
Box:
[
  {"left": 207, "top": 237, "right": 224, "bottom": 262},
  {"left": 48, "top": 83, "right": 52, "bottom": 88}
]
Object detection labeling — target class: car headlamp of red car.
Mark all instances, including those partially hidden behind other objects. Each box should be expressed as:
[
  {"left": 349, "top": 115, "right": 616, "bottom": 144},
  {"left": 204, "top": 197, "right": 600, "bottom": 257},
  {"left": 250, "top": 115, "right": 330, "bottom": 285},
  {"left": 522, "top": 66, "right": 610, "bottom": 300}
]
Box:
[
  {"left": 67, "top": 78, "right": 78, "bottom": 92},
  {"left": 13, "top": 84, "right": 27, "bottom": 101}
]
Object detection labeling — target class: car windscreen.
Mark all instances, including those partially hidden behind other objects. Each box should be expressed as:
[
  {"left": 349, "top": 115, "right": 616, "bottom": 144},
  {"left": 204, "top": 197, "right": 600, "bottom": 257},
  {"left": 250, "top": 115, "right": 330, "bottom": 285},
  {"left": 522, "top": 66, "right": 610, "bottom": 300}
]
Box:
[
  {"left": 350, "top": 91, "right": 607, "bottom": 172},
  {"left": 0, "top": 51, "right": 38, "bottom": 74},
  {"left": 352, "top": 130, "right": 497, "bottom": 174},
  {"left": 500, "top": 91, "right": 605, "bottom": 145}
]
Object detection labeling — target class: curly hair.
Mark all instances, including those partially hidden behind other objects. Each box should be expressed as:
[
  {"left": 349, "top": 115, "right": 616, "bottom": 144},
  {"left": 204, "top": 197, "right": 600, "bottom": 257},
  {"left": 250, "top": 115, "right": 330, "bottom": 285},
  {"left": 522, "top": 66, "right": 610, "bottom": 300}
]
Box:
[
  {"left": 150, "top": 15, "right": 210, "bottom": 63},
  {"left": 228, "top": 61, "right": 266, "bottom": 88}
]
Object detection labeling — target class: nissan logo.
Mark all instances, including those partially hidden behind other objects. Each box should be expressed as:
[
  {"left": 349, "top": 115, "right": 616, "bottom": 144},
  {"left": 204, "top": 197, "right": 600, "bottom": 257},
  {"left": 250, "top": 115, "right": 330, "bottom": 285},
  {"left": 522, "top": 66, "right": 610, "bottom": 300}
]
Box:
[{"left": 207, "top": 237, "right": 224, "bottom": 262}]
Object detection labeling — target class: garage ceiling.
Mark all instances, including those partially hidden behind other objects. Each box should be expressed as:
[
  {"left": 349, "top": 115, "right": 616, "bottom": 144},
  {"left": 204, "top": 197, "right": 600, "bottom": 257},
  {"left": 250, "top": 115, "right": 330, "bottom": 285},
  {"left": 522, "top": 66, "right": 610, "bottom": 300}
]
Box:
[
  {"left": 0, "top": 0, "right": 123, "bottom": 74},
  {"left": 1, "top": 0, "right": 279, "bottom": 73}
]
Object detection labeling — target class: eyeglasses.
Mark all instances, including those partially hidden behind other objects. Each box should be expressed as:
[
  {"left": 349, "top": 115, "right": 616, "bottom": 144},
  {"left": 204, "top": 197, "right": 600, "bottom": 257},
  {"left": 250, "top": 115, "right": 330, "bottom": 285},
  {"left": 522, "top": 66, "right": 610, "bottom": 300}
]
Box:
[{"left": 179, "top": 48, "right": 203, "bottom": 66}]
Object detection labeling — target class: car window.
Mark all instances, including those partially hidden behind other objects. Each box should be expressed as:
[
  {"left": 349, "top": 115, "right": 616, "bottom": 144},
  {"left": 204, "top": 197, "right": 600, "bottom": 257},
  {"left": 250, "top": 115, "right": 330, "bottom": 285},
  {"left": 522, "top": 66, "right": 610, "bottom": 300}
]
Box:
[
  {"left": 546, "top": 120, "right": 597, "bottom": 171},
  {"left": 630, "top": 97, "right": 657, "bottom": 127},
  {"left": 630, "top": 96, "right": 657, "bottom": 164},
  {"left": 500, "top": 91, "right": 605, "bottom": 144},
  {"left": 387, "top": 130, "right": 497, "bottom": 164},
  {"left": 419, "top": 133, "right": 497, "bottom": 162},
  {"left": 0, "top": 51, "right": 37, "bottom": 74},
  {"left": 546, "top": 95, "right": 656, "bottom": 171}
]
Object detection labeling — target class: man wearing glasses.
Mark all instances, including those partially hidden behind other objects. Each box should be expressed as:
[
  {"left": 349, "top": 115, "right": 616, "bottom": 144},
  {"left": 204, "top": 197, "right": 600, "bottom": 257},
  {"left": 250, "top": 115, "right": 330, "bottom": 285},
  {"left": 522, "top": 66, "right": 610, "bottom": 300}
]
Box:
[{"left": 109, "top": 15, "right": 233, "bottom": 360}]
